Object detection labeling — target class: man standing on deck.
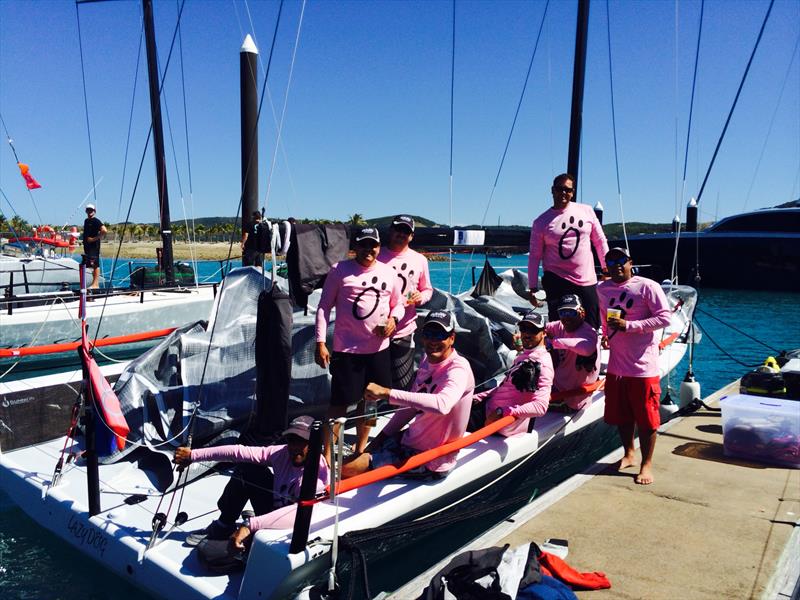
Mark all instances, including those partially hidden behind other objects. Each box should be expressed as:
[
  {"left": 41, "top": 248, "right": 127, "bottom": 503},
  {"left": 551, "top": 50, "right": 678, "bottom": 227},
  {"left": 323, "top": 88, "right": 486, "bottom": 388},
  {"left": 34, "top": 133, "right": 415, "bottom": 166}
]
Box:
[
  {"left": 598, "top": 247, "right": 671, "bottom": 485},
  {"left": 241, "top": 210, "right": 265, "bottom": 267},
  {"left": 377, "top": 215, "right": 433, "bottom": 390},
  {"left": 528, "top": 173, "right": 608, "bottom": 328},
  {"left": 82, "top": 203, "right": 106, "bottom": 289},
  {"left": 342, "top": 311, "right": 475, "bottom": 479},
  {"left": 546, "top": 294, "right": 600, "bottom": 412},
  {"left": 315, "top": 226, "right": 405, "bottom": 465}
]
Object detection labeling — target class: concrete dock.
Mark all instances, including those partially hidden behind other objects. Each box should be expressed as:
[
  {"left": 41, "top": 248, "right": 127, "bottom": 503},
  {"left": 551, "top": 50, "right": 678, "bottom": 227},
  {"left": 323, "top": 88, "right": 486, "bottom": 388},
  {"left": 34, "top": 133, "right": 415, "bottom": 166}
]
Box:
[{"left": 393, "top": 382, "right": 800, "bottom": 599}]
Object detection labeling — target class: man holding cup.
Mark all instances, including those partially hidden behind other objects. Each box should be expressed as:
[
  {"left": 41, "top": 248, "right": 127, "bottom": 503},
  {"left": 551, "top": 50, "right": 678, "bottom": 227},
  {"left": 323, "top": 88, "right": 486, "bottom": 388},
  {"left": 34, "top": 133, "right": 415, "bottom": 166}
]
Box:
[
  {"left": 598, "top": 247, "right": 671, "bottom": 485},
  {"left": 378, "top": 215, "right": 433, "bottom": 390},
  {"left": 315, "top": 227, "right": 405, "bottom": 464}
]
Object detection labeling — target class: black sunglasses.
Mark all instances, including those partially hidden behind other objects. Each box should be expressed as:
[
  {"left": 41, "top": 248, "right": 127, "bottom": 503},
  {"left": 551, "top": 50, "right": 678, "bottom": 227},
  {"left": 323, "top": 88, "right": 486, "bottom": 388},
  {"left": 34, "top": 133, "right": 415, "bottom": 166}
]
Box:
[
  {"left": 422, "top": 327, "right": 451, "bottom": 341},
  {"left": 356, "top": 240, "right": 378, "bottom": 249},
  {"left": 553, "top": 185, "right": 575, "bottom": 194},
  {"left": 606, "top": 256, "right": 630, "bottom": 267}
]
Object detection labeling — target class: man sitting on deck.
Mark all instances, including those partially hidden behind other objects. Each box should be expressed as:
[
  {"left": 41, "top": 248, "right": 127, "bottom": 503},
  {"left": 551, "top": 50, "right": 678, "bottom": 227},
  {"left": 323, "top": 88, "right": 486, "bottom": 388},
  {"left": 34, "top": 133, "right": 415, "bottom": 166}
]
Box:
[
  {"left": 546, "top": 294, "right": 600, "bottom": 412},
  {"left": 173, "top": 416, "right": 329, "bottom": 548},
  {"left": 598, "top": 247, "right": 672, "bottom": 485},
  {"left": 475, "top": 310, "right": 554, "bottom": 437},
  {"left": 341, "top": 310, "right": 475, "bottom": 480}
]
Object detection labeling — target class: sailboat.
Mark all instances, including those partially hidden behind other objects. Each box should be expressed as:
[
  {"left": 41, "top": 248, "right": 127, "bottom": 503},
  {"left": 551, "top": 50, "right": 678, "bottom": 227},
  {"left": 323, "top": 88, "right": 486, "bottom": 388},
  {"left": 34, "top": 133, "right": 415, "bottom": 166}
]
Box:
[{"left": 0, "top": 1, "right": 698, "bottom": 598}]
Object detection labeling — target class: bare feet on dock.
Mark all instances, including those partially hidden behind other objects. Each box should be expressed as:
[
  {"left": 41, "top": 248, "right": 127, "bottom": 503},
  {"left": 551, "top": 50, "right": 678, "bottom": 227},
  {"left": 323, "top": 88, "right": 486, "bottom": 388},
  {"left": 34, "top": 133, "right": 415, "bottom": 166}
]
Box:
[
  {"left": 635, "top": 464, "right": 654, "bottom": 485},
  {"left": 618, "top": 453, "right": 638, "bottom": 470}
]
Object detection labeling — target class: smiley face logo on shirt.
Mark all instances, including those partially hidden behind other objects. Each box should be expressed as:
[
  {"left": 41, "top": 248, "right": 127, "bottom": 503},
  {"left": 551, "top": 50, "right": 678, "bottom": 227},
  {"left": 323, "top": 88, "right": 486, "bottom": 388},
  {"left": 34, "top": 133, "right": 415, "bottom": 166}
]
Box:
[
  {"left": 558, "top": 215, "right": 586, "bottom": 260},
  {"left": 607, "top": 292, "right": 634, "bottom": 338},
  {"left": 392, "top": 262, "right": 416, "bottom": 295},
  {"left": 415, "top": 375, "right": 438, "bottom": 394},
  {"left": 352, "top": 276, "right": 387, "bottom": 320}
]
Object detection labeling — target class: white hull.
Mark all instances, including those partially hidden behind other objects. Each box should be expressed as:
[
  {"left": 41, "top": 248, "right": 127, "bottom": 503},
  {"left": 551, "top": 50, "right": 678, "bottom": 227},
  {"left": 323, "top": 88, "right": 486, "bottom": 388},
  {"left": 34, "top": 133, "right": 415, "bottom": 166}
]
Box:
[
  {"left": 0, "top": 286, "right": 216, "bottom": 351},
  {"left": 0, "top": 253, "right": 82, "bottom": 295},
  {"left": 0, "top": 337, "right": 689, "bottom": 599}
]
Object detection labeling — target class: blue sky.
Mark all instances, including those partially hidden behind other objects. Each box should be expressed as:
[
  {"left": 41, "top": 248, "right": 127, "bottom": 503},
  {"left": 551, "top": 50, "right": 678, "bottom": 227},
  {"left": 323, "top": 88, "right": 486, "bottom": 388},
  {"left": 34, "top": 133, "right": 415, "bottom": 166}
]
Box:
[{"left": 0, "top": 0, "right": 798, "bottom": 228}]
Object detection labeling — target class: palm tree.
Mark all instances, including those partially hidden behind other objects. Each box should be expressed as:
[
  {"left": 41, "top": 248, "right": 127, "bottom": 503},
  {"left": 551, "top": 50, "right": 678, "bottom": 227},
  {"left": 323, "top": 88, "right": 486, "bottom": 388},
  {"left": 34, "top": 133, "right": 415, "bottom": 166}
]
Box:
[
  {"left": 348, "top": 213, "right": 366, "bottom": 226},
  {"left": 10, "top": 215, "right": 29, "bottom": 234}
]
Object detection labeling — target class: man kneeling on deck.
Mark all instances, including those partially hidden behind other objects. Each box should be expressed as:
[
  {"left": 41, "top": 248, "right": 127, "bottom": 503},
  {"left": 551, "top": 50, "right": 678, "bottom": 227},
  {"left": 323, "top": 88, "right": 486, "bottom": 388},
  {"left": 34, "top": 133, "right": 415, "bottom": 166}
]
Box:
[
  {"left": 475, "top": 310, "right": 554, "bottom": 437},
  {"left": 173, "top": 416, "right": 329, "bottom": 548},
  {"left": 546, "top": 294, "right": 600, "bottom": 412},
  {"left": 342, "top": 310, "right": 475, "bottom": 480}
]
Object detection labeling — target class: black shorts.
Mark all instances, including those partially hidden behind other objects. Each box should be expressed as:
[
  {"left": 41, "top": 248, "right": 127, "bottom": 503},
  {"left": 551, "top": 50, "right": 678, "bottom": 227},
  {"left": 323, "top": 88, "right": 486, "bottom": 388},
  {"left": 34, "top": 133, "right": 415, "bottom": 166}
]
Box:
[
  {"left": 541, "top": 271, "right": 600, "bottom": 329},
  {"left": 82, "top": 253, "right": 100, "bottom": 268},
  {"left": 389, "top": 334, "right": 416, "bottom": 391},
  {"left": 329, "top": 348, "right": 391, "bottom": 408},
  {"left": 243, "top": 249, "right": 263, "bottom": 267}
]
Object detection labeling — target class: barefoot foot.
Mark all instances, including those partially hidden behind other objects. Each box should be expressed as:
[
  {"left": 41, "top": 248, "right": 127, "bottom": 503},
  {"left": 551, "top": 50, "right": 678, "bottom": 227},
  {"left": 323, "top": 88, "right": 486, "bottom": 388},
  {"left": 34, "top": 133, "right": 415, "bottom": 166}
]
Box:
[
  {"left": 619, "top": 454, "right": 638, "bottom": 470},
  {"left": 635, "top": 464, "right": 654, "bottom": 485}
]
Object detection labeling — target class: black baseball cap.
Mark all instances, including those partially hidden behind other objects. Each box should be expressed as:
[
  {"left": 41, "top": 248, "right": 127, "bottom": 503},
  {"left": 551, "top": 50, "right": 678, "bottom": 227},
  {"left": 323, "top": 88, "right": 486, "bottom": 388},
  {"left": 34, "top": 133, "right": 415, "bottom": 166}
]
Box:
[
  {"left": 282, "top": 415, "right": 314, "bottom": 441},
  {"left": 605, "top": 247, "right": 631, "bottom": 260},
  {"left": 354, "top": 227, "right": 380, "bottom": 244},
  {"left": 557, "top": 294, "right": 582, "bottom": 311},
  {"left": 424, "top": 310, "right": 456, "bottom": 333},
  {"left": 519, "top": 310, "right": 546, "bottom": 330},
  {"left": 391, "top": 215, "right": 415, "bottom": 233}
]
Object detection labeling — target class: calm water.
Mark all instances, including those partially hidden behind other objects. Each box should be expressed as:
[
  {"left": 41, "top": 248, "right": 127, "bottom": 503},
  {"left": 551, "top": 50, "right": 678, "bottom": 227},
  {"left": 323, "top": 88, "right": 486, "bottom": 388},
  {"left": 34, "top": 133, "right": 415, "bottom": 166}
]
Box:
[{"left": 1, "top": 253, "right": 798, "bottom": 599}]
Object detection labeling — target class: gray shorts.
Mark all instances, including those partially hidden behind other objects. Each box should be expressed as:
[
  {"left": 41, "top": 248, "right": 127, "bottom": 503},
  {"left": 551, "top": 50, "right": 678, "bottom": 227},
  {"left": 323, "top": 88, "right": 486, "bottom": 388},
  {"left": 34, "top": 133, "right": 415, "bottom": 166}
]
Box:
[{"left": 369, "top": 433, "right": 447, "bottom": 480}]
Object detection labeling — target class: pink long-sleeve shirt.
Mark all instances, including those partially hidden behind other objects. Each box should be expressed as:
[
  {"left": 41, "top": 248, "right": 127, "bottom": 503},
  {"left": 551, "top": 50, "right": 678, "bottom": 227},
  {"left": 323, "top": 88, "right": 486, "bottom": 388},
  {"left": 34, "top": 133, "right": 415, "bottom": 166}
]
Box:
[
  {"left": 545, "top": 320, "right": 600, "bottom": 410},
  {"left": 474, "top": 346, "right": 554, "bottom": 437},
  {"left": 377, "top": 246, "right": 433, "bottom": 339},
  {"left": 315, "top": 259, "right": 405, "bottom": 353},
  {"left": 189, "top": 444, "right": 330, "bottom": 531},
  {"left": 528, "top": 202, "right": 609, "bottom": 287},
  {"left": 382, "top": 349, "right": 474, "bottom": 472},
  {"left": 597, "top": 276, "right": 672, "bottom": 378}
]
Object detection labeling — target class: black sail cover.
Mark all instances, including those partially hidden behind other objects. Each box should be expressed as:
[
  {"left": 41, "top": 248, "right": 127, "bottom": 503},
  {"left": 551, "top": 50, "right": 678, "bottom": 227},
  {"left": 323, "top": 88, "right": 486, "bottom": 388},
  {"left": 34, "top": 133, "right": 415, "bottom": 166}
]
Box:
[{"left": 286, "top": 223, "right": 350, "bottom": 308}]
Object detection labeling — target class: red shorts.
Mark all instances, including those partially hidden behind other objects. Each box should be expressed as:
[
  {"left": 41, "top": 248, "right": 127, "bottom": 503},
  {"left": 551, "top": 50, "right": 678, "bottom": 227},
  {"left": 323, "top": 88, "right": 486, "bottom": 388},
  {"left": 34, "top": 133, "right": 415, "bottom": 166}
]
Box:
[{"left": 604, "top": 374, "right": 661, "bottom": 430}]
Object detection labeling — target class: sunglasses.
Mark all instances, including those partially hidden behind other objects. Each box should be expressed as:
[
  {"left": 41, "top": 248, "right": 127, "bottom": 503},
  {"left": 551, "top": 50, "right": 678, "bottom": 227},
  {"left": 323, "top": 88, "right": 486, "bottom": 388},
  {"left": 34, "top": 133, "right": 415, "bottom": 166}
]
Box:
[
  {"left": 518, "top": 324, "right": 542, "bottom": 334},
  {"left": 558, "top": 309, "right": 579, "bottom": 318},
  {"left": 356, "top": 240, "right": 378, "bottom": 249},
  {"left": 606, "top": 256, "right": 630, "bottom": 267},
  {"left": 553, "top": 185, "right": 575, "bottom": 194},
  {"left": 421, "top": 327, "right": 452, "bottom": 341}
]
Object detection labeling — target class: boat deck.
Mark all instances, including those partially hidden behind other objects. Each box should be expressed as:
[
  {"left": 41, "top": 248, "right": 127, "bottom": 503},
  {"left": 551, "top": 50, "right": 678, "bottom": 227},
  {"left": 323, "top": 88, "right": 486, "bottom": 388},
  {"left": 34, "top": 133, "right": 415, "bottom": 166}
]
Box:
[{"left": 393, "top": 380, "right": 800, "bottom": 599}]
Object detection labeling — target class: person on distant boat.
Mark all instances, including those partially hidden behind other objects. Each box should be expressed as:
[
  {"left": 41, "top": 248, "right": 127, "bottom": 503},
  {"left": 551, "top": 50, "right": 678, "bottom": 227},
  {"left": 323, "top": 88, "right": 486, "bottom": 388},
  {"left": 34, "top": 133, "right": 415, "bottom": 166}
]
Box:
[
  {"left": 240, "top": 210, "right": 266, "bottom": 267},
  {"left": 342, "top": 310, "right": 475, "bottom": 479},
  {"left": 598, "top": 247, "right": 671, "bottom": 485},
  {"left": 173, "top": 415, "right": 329, "bottom": 548},
  {"left": 82, "top": 203, "right": 106, "bottom": 289},
  {"left": 315, "top": 226, "right": 405, "bottom": 464},
  {"left": 528, "top": 173, "right": 608, "bottom": 329},
  {"left": 475, "top": 310, "right": 554, "bottom": 436},
  {"left": 377, "top": 215, "right": 433, "bottom": 390},
  {"left": 545, "top": 294, "right": 600, "bottom": 412}
]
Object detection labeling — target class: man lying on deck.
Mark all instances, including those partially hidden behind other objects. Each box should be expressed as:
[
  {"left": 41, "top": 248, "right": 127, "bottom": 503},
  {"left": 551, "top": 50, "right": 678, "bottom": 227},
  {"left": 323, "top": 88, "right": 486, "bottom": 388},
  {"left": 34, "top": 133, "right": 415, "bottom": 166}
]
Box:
[
  {"left": 173, "top": 416, "right": 329, "bottom": 548},
  {"left": 474, "top": 310, "right": 554, "bottom": 437},
  {"left": 546, "top": 294, "right": 600, "bottom": 412},
  {"left": 342, "top": 310, "right": 475, "bottom": 480}
]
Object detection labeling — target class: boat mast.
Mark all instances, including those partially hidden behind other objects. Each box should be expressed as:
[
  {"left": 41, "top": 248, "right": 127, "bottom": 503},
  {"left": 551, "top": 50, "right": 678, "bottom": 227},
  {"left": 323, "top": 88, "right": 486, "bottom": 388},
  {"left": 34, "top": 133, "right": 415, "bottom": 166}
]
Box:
[
  {"left": 567, "top": 0, "right": 590, "bottom": 198},
  {"left": 142, "top": 0, "right": 175, "bottom": 285}
]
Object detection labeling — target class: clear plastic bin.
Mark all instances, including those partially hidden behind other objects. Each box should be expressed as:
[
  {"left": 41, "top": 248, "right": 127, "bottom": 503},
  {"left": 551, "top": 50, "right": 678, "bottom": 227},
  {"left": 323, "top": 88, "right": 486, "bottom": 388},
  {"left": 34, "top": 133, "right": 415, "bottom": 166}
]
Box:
[{"left": 720, "top": 394, "right": 800, "bottom": 468}]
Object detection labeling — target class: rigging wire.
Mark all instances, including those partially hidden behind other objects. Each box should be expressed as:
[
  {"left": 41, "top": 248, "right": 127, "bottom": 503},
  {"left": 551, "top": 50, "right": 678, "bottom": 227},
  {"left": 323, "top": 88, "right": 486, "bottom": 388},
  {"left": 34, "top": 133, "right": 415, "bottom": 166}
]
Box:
[
  {"left": 694, "top": 306, "right": 779, "bottom": 353},
  {"left": 743, "top": 35, "right": 800, "bottom": 211},
  {"left": 604, "top": 0, "right": 628, "bottom": 252},
  {"left": 694, "top": 0, "right": 775, "bottom": 205},
  {"left": 74, "top": 1, "right": 100, "bottom": 212},
  {"left": 457, "top": 0, "right": 550, "bottom": 294},
  {"left": 263, "top": 0, "right": 307, "bottom": 216},
  {"left": 448, "top": 0, "right": 456, "bottom": 293}
]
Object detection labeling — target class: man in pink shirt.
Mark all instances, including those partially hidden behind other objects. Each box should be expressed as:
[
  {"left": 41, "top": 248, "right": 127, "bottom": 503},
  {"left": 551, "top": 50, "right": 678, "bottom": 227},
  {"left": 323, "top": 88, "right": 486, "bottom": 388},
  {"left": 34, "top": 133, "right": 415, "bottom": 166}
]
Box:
[
  {"left": 545, "top": 294, "right": 600, "bottom": 412},
  {"left": 173, "top": 415, "right": 329, "bottom": 548},
  {"left": 377, "top": 215, "right": 434, "bottom": 390},
  {"left": 598, "top": 247, "right": 672, "bottom": 485},
  {"left": 342, "top": 311, "right": 475, "bottom": 479},
  {"left": 315, "top": 227, "right": 405, "bottom": 463},
  {"left": 479, "top": 310, "right": 554, "bottom": 437},
  {"left": 528, "top": 173, "right": 609, "bottom": 329}
]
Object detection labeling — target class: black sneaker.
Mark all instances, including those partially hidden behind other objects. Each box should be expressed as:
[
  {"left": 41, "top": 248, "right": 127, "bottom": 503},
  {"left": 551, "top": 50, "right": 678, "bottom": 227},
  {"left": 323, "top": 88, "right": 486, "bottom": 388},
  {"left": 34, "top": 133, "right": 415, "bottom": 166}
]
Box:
[{"left": 185, "top": 519, "right": 235, "bottom": 547}]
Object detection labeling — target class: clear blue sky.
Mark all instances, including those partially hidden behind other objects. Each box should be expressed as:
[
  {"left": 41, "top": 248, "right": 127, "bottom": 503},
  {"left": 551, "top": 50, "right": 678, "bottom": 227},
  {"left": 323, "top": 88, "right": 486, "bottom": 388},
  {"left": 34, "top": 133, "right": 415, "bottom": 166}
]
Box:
[{"left": 1, "top": 0, "right": 798, "bottom": 228}]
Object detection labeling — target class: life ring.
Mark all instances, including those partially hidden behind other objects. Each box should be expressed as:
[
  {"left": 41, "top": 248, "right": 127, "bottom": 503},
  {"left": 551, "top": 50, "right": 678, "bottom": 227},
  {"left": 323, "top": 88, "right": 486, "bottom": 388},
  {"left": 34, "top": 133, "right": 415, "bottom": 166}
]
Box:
[{"left": 39, "top": 225, "right": 55, "bottom": 239}]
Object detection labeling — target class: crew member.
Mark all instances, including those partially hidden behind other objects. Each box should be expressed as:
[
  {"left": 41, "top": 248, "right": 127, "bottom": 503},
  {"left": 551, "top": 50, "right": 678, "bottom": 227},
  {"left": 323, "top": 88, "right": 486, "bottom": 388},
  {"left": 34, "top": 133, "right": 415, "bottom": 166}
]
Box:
[
  {"left": 545, "top": 294, "right": 600, "bottom": 412},
  {"left": 241, "top": 210, "right": 265, "bottom": 267},
  {"left": 528, "top": 173, "right": 608, "bottom": 328},
  {"left": 82, "top": 203, "right": 107, "bottom": 289},
  {"left": 174, "top": 415, "right": 329, "bottom": 548},
  {"left": 315, "top": 226, "right": 405, "bottom": 464},
  {"left": 477, "top": 311, "right": 554, "bottom": 437},
  {"left": 377, "top": 215, "right": 433, "bottom": 390},
  {"left": 598, "top": 247, "right": 671, "bottom": 485},
  {"left": 342, "top": 310, "right": 475, "bottom": 479}
]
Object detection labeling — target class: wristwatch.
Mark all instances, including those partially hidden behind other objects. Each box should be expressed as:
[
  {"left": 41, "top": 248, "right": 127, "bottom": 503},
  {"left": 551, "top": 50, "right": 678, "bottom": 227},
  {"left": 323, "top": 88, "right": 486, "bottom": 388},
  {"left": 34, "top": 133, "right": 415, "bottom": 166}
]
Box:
[{"left": 495, "top": 407, "right": 505, "bottom": 418}]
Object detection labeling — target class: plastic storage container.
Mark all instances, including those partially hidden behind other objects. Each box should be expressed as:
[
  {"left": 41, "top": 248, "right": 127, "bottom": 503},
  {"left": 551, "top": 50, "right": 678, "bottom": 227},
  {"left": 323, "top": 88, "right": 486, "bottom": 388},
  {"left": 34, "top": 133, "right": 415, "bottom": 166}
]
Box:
[{"left": 720, "top": 394, "right": 800, "bottom": 468}]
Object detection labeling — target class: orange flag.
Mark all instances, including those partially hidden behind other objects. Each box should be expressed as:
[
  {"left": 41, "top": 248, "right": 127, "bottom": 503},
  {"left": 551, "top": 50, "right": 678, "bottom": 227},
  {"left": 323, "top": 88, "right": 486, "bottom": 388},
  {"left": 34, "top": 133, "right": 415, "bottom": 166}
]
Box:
[{"left": 17, "top": 162, "right": 42, "bottom": 190}]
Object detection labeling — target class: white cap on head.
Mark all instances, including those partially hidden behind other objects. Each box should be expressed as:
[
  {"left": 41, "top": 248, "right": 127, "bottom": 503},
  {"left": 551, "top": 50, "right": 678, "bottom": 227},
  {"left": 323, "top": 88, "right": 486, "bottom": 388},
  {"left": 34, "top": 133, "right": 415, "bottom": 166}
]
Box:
[{"left": 86, "top": 203, "right": 96, "bottom": 211}]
